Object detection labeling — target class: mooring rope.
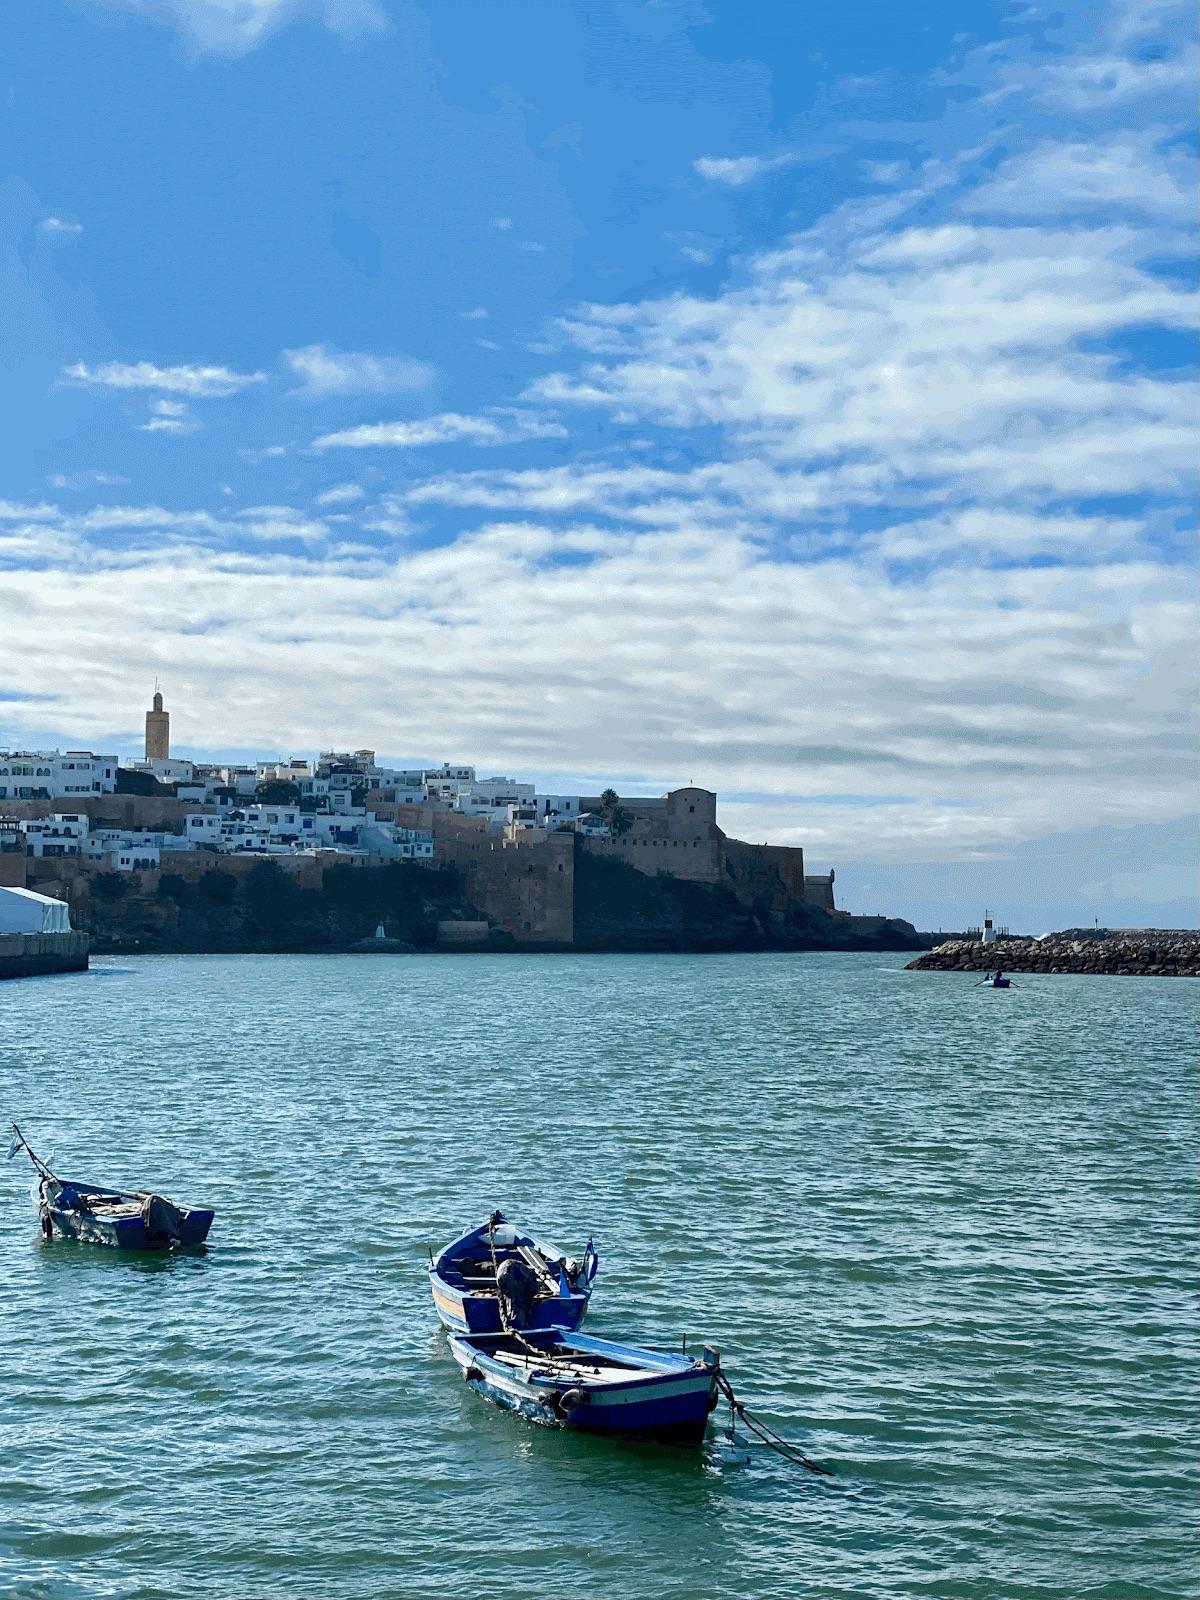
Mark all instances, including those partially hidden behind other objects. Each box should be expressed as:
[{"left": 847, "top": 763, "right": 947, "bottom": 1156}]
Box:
[
  {"left": 716, "top": 1373, "right": 833, "bottom": 1475},
  {"left": 485, "top": 1213, "right": 571, "bottom": 1364}
]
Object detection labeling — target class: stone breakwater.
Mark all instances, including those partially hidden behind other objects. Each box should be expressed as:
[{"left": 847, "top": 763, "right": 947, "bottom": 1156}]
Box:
[{"left": 907, "top": 932, "right": 1200, "bottom": 978}]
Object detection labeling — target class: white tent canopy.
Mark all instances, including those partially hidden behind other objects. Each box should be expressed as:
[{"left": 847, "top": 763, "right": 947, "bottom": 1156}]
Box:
[{"left": 0, "top": 886, "right": 73, "bottom": 935}]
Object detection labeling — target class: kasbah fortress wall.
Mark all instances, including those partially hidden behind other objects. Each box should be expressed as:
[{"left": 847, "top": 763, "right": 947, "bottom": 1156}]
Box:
[
  {"left": 379, "top": 785, "right": 835, "bottom": 941},
  {"left": 15, "top": 787, "right": 834, "bottom": 947}
]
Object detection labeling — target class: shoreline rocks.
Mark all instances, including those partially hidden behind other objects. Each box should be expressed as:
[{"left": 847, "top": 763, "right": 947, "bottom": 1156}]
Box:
[{"left": 907, "top": 931, "right": 1200, "bottom": 978}]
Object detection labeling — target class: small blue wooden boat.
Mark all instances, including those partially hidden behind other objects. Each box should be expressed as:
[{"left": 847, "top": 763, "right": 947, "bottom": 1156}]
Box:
[
  {"left": 981, "top": 977, "right": 1011, "bottom": 988},
  {"left": 449, "top": 1327, "right": 722, "bottom": 1445},
  {"left": 8, "top": 1125, "right": 214, "bottom": 1250},
  {"left": 429, "top": 1210, "right": 598, "bottom": 1333}
]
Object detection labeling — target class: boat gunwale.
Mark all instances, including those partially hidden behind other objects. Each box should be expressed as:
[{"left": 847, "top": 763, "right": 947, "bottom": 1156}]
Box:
[
  {"left": 429, "top": 1218, "right": 591, "bottom": 1306},
  {"left": 449, "top": 1330, "right": 708, "bottom": 1396}
]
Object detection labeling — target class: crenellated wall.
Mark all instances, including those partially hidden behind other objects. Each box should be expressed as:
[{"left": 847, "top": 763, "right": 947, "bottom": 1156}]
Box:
[
  {"left": 580, "top": 787, "right": 723, "bottom": 884},
  {"left": 445, "top": 828, "right": 574, "bottom": 944}
]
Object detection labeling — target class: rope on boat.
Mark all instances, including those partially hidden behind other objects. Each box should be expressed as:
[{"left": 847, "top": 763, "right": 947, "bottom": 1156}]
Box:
[
  {"left": 716, "top": 1373, "right": 833, "bottom": 1476},
  {"left": 486, "top": 1212, "right": 572, "bottom": 1365}
]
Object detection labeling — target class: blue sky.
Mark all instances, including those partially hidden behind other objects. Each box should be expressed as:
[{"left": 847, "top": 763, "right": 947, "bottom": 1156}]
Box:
[{"left": 1, "top": 0, "right": 1196, "bottom": 929}]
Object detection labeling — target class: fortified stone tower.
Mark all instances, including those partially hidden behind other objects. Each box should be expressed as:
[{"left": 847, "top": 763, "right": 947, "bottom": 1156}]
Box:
[{"left": 145, "top": 689, "right": 170, "bottom": 761}]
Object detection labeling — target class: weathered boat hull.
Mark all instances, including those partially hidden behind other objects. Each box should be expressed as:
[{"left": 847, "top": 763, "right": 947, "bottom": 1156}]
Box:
[
  {"left": 429, "top": 1214, "right": 596, "bottom": 1333},
  {"left": 449, "top": 1330, "right": 721, "bottom": 1445},
  {"left": 431, "top": 1278, "right": 590, "bottom": 1334},
  {"left": 37, "top": 1180, "right": 214, "bottom": 1250}
]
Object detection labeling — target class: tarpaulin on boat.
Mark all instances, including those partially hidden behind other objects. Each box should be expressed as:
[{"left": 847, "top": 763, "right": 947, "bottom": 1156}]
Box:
[{"left": 0, "top": 887, "right": 73, "bottom": 935}]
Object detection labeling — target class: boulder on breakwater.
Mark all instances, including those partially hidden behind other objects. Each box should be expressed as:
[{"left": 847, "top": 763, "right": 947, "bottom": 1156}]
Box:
[{"left": 907, "top": 929, "right": 1200, "bottom": 978}]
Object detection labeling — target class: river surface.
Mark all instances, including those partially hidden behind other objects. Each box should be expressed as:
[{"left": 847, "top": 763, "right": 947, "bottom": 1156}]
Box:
[{"left": 1, "top": 953, "right": 1196, "bottom": 1600}]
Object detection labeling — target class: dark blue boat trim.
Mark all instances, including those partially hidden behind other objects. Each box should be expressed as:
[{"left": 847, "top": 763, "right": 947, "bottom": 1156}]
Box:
[
  {"left": 429, "top": 1213, "right": 597, "bottom": 1333},
  {"left": 37, "top": 1179, "right": 214, "bottom": 1250},
  {"left": 449, "top": 1327, "right": 720, "bottom": 1445}
]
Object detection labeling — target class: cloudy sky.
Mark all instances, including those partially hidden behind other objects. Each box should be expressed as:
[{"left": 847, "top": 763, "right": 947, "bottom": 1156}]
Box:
[{"left": 2, "top": 0, "right": 1196, "bottom": 929}]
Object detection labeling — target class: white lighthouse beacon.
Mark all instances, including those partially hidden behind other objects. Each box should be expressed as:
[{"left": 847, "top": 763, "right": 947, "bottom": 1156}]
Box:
[{"left": 981, "top": 911, "right": 997, "bottom": 946}]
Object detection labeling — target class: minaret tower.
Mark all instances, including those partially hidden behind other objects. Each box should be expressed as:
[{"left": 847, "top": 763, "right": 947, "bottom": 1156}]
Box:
[{"left": 145, "top": 686, "right": 170, "bottom": 761}]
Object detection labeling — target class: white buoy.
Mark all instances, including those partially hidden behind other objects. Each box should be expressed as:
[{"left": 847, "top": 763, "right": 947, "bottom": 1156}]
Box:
[{"left": 715, "top": 1427, "right": 752, "bottom": 1466}]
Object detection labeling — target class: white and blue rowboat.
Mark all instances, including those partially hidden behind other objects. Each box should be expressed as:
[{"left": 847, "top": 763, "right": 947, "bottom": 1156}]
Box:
[
  {"left": 8, "top": 1125, "right": 214, "bottom": 1250},
  {"left": 429, "top": 1211, "right": 598, "bottom": 1333},
  {"left": 449, "top": 1328, "right": 723, "bottom": 1445}
]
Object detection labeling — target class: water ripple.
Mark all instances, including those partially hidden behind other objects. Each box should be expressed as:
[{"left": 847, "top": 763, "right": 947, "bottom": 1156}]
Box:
[{"left": 1, "top": 953, "right": 1196, "bottom": 1600}]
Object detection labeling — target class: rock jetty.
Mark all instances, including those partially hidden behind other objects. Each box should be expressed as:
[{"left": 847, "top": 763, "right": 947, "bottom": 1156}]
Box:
[{"left": 907, "top": 929, "right": 1200, "bottom": 978}]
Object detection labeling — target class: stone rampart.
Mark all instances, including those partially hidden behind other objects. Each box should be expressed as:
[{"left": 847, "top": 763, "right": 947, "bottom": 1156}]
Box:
[
  {"left": 581, "top": 787, "right": 723, "bottom": 885},
  {"left": 583, "top": 832, "right": 723, "bottom": 884},
  {"left": 802, "top": 872, "right": 836, "bottom": 913},
  {"left": 0, "top": 852, "right": 25, "bottom": 889},
  {"left": 155, "top": 850, "right": 331, "bottom": 890},
  {"left": 1, "top": 795, "right": 197, "bottom": 832},
  {"left": 449, "top": 829, "right": 574, "bottom": 944},
  {"left": 436, "top": 920, "right": 490, "bottom": 945},
  {"left": 721, "top": 838, "right": 809, "bottom": 912}
]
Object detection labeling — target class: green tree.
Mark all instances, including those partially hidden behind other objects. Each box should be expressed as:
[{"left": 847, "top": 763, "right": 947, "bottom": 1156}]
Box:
[
  {"left": 242, "top": 859, "right": 326, "bottom": 947},
  {"left": 115, "top": 767, "right": 169, "bottom": 796},
  {"left": 599, "top": 788, "right": 634, "bottom": 835},
  {"left": 91, "top": 871, "right": 128, "bottom": 901},
  {"left": 198, "top": 869, "right": 238, "bottom": 906},
  {"left": 254, "top": 779, "right": 301, "bottom": 804}
]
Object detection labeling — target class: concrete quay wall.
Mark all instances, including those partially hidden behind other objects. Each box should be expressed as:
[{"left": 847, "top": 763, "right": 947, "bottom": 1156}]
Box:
[{"left": 0, "top": 930, "right": 90, "bottom": 980}]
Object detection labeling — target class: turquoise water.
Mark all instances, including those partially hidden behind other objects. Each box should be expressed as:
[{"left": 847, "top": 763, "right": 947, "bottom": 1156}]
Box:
[{"left": 1, "top": 953, "right": 1196, "bottom": 1600}]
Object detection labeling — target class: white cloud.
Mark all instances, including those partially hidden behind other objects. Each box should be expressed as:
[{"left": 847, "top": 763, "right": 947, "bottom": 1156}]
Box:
[
  {"left": 315, "top": 482, "right": 367, "bottom": 506},
  {"left": 1037, "top": 39, "right": 1198, "bottom": 110},
  {"left": 236, "top": 505, "right": 329, "bottom": 541},
  {"left": 524, "top": 216, "right": 1196, "bottom": 507},
  {"left": 492, "top": 217, "right": 513, "bottom": 231},
  {"left": 312, "top": 410, "right": 567, "bottom": 450},
  {"left": 282, "top": 342, "right": 435, "bottom": 398},
  {"left": 0, "top": 506, "right": 1193, "bottom": 859},
  {"left": 47, "top": 471, "right": 129, "bottom": 490},
  {"left": 693, "top": 153, "right": 797, "bottom": 186},
  {"left": 38, "top": 216, "right": 83, "bottom": 236},
  {"left": 460, "top": 307, "right": 490, "bottom": 321},
  {"left": 18, "top": 0, "right": 1198, "bottom": 868},
  {"left": 62, "top": 360, "right": 266, "bottom": 398},
  {"left": 970, "top": 131, "right": 1196, "bottom": 222},
  {"left": 0, "top": 500, "right": 60, "bottom": 523},
  {"left": 138, "top": 399, "right": 200, "bottom": 436},
  {"left": 86, "top": 0, "right": 386, "bottom": 56}
]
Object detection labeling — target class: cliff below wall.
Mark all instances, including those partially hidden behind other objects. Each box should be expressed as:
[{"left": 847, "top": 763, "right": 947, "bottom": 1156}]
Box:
[
  {"left": 907, "top": 931, "right": 1200, "bottom": 977},
  {"left": 80, "top": 859, "right": 480, "bottom": 954},
  {"left": 51, "top": 848, "right": 926, "bottom": 956},
  {"left": 573, "top": 850, "right": 926, "bottom": 953}
]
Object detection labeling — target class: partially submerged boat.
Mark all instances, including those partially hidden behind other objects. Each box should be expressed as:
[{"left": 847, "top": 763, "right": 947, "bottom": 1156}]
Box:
[
  {"left": 8, "top": 1125, "right": 214, "bottom": 1249},
  {"left": 429, "top": 1211, "right": 598, "bottom": 1333},
  {"left": 449, "top": 1327, "right": 722, "bottom": 1444}
]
